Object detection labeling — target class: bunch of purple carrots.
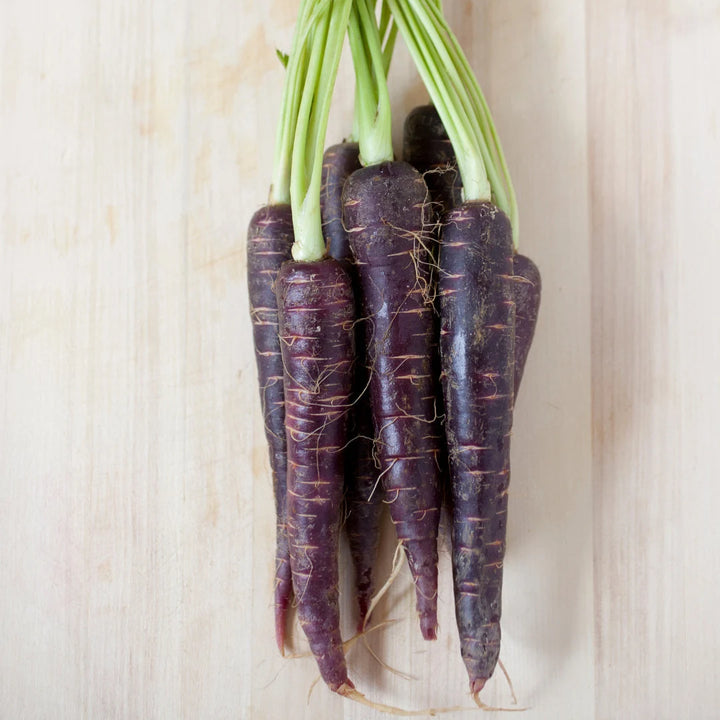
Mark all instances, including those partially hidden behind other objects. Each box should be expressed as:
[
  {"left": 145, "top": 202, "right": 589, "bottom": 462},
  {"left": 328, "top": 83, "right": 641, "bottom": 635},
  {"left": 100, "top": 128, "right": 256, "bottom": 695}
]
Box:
[{"left": 247, "top": 0, "right": 541, "bottom": 703}]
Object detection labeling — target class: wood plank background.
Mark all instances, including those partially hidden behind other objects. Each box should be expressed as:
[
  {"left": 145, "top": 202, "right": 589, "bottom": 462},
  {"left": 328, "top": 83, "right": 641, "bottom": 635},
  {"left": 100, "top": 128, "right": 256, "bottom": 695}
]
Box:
[{"left": 1, "top": 1, "right": 718, "bottom": 718}]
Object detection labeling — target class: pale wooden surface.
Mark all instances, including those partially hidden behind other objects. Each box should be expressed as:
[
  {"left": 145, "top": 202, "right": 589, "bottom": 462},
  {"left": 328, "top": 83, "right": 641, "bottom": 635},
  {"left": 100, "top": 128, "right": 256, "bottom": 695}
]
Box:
[{"left": 0, "top": 1, "right": 718, "bottom": 718}]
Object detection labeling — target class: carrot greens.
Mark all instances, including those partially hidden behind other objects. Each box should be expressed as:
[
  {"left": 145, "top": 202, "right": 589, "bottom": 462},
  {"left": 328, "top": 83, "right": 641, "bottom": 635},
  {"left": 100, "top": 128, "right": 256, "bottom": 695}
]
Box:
[{"left": 387, "top": 0, "right": 519, "bottom": 243}]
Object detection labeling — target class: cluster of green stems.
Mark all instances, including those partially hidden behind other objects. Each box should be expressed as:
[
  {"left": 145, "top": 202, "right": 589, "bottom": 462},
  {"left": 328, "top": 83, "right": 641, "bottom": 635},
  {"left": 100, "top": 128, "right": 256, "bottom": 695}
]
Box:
[{"left": 269, "top": 0, "right": 517, "bottom": 263}]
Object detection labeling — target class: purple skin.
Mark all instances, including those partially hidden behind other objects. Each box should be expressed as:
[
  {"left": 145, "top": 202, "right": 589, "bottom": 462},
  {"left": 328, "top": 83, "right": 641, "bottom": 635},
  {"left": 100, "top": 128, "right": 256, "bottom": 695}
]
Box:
[
  {"left": 510, "top": 253, "right": 541, "bottom": 399},
  {"left": 403, "top": 104, "right": 463, "bottom": 219},
  {"left": 403, "top": 105, "right": 453, "bottom": 507},
  {"left": 246, "top": 204, "right": 294, "bottom": 654},
  {"left": 276, "top": 259, "right": 355, "bottom": 693},
  {"left": 343, "top": 160, "right": 442, "bottom": 641},
  {"left": 321, "top": 142, "right": 383, "bottom": 628},
  {"left": 403, "top": 104, "right": 541, "bottom": 402},
  {"left": 438, "top": 201, "right": 515, "bottom": 694},
  {"left": 321, "top": 142, "right": 361, "bottom": 263}
]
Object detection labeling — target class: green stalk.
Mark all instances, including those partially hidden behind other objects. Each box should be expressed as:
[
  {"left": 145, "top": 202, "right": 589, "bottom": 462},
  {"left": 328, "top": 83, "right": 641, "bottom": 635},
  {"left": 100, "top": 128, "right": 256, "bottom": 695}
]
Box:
[
  {"left": 351, "top": 1, "right": 396, "bottom": 141},
  {"left": 270, "top": 0, "right": 331, "bottom": 204},
  {"left": 379, "top": 1, "right": 398, "bottom": 74},
  {"left": 388, "top": 0, "right": 490, "bottom": 201},
  {"left": 291, "top": 0, "right": 354, "bottom": 261},
  {"left": 409, "top": 0, "right": 508, "bottom": 214},
  {"left": 382, "top": 23, "right": 398, "bottom": 74},
  {"left": 348, "top": 0, "right": 393, "bottom": 167},
  {"left": 420, "top": 0, "right": 518, "bottom": 241},
  {"left": 378, "top": 0, "right": 391, "bottom": 39}
]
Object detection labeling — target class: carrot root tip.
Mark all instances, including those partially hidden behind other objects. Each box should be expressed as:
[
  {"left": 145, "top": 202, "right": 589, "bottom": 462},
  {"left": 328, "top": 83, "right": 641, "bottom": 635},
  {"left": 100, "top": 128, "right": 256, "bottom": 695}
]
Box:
[
  {"left": 470, "top": 678, "right": 487, "bottom": 695},
  {"left": 420, "top": 614, "right": 438, "bottom": 641},
  {"left": 275, "top": 612, "right": 286, "bottom": 656},
  {"left": 336, "top": 680, "right": 356, "bottom": 696}
]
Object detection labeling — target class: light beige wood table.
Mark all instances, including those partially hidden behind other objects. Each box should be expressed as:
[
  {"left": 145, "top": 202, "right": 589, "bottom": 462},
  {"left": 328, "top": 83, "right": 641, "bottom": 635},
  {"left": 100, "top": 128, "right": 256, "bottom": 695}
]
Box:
[{"left": 2, "top": 2, "right": 718, "bottom": 718}]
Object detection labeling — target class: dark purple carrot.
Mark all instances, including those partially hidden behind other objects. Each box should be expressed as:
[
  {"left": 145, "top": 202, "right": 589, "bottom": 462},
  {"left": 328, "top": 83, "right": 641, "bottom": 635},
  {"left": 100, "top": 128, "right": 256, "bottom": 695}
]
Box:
[
  {"left": 403, "top": 103, "right": 541, "bottom": 401},
  {"left": 439, "top": 201, "right": 515, "bottom": 693},
  {"left": 510, "top": 253, "right": 541, "bottom": 399},
  {"left": 246, "top": 204, "right": 294, "bottom": 653},
  {"left": 274, "top": 0, "right": 356, "bottom": 692},
  {"left": 343, "top": 160, "right": 442, "bottom": 640},
  {"left": 321, "top": 140, "right": 383, "bottom": 629},
  {"left": 344, "top": 0, "right": 442, "bottom": 640},
  {"left": 403, "top": 103, "right": 463, "bottom": 216},
  {"left": 277, "top": 259, "right": 355, "bottom": 692},
  {"left": 321, "top": 142, "right": 361, "bottom": 263},
  {"left": 392, "top": 1, "right": 538, "bottom": 699}
]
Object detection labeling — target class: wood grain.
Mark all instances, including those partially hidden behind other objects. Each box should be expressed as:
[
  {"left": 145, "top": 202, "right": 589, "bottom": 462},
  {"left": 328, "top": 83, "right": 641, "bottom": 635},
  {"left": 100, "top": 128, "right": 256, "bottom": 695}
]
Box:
[
  {"left": 0, "top": 1, "right": 718, "bottom": 718},
  {"left": 589, "top": 1, "right": 720, "bottom": 718}
]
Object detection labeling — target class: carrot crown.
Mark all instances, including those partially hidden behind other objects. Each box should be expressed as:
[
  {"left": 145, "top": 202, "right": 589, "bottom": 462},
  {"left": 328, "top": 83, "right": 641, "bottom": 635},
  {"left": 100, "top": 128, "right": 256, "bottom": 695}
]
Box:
[{"left": 387, "top": 0, "right": 519, "bottom": 244}]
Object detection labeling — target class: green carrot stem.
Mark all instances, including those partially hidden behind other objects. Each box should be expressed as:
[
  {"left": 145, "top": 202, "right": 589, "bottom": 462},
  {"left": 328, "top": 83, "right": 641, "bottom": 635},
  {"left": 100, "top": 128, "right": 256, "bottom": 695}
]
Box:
[
  {"left": 270, "top": 0, "right": 330, "bottom": 204},
  {"left": 382, "top": 20, "right": 398, "bottom": 74},
  {"left": 291, "top": 0, "right": 354, "bottom": 262},
  {"left": 348, "top": 0, "right": 393, "bottom": 167},
  {"left": 388, "top": 0, "right": 490, "bottom": 201},
  {"left": 409, "top": 0, "right": 508, "bottom": 214},
  {"left": 379, "top": 1, "right": 398, "bottom": 74}
]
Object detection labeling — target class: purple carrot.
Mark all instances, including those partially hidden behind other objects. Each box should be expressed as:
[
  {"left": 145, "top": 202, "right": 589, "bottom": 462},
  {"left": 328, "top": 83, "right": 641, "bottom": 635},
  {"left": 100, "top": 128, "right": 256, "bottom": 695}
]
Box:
[
  {"left": 439, "top": 201, "right": 515, "bottom": 693},
  {"left": 509, "top": 253, "right": 541, "bottom": 399},
  {"left": 246, "top": 204, "right": 294, "bottom": 653},
  {"left": 343, "top": 160, "right": 442, "bottom": 641},
  {"left": 276, "top": 258, "right": 355, "bottom": 693},
  {"left": 403, "top": 104, "right": 463, "bottom": 218},
  {"left": 321, "top": 142, "right": 361, "bottom": 263},
  {"left": 321, "top": 141, "right": 383, "bottom": 628}
]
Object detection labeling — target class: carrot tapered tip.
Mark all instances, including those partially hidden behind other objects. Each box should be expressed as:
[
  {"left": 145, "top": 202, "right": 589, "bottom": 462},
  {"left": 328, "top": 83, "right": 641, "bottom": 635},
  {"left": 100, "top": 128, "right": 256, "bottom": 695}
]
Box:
[
  {"left": 336, "top": 679, "right": 356, "bottom": 696},
  {"left": 275, "top": 613, "right": 286, "bottom": 655},
  {"left": 420, "top": 614, "right": 438, "bottom": 641},
  {"left": 356, "top": 595, "right": 372, "bottom": 634},
  {"left": 470, "top": 677, "right": 487, "bottom": 695}
]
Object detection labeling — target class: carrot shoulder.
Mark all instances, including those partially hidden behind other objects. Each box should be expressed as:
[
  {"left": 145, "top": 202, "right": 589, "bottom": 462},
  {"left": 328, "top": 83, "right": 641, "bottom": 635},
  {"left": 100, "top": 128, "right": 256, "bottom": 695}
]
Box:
[
  {"left": 321, "top": 142, "right": 361, "bottom": 263},
  {"left": 403, "top": 103, "right": 463, "bottom": 216}
]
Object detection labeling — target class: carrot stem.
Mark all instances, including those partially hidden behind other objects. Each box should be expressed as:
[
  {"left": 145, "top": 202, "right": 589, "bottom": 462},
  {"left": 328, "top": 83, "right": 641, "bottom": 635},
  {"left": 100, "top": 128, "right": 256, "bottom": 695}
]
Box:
[
  {"left": 387, "top": 0, "right": 490, "bottom": 202},
  {"left": 348, "top": 0, "right": 393, "bottom": 166},
  {"left": 271, "top": 0, "right": 330, "bottom": 204},
  {"left": 290, "top": 0, "right": 354, "bottom": 262}
]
